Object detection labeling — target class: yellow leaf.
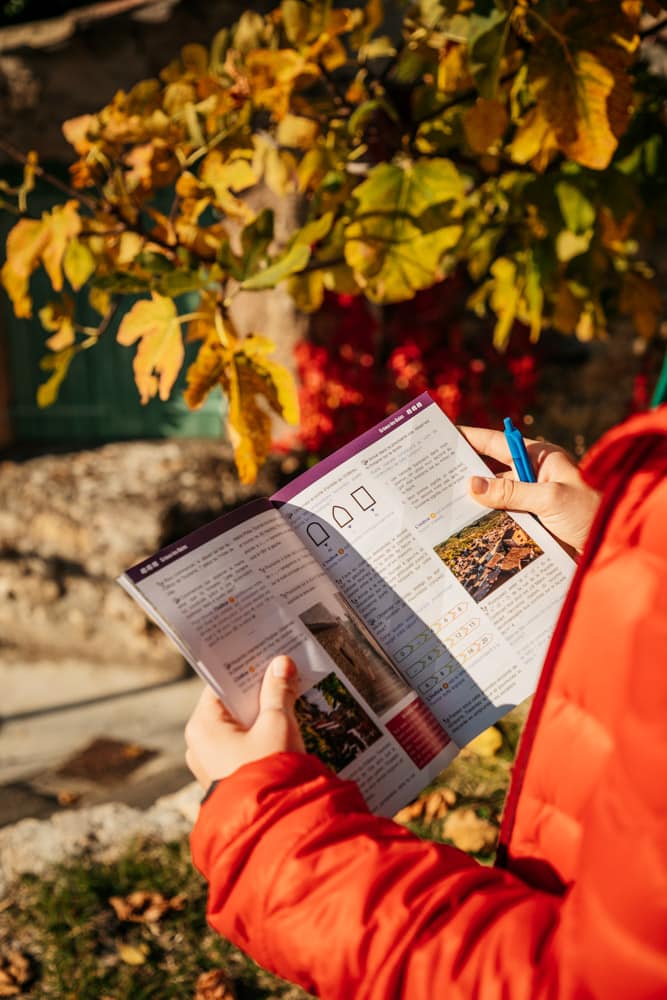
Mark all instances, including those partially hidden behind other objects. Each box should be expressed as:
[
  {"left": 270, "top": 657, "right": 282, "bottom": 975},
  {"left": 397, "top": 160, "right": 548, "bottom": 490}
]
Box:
[
  {"left": 246, "top": 48, "right": 320, "bottom": 120},
  {"left": 1, "top": 258, "right": 32, "bottom": 318},
  {"left": 2, "top": 201, "right": 81, "bottom": 316},
  {"left": 40, "top": 201, "right": 83, "bottom": 291},
  {"left": 489, "top": 256, "right": 520, "bottom": 350},
  {"left": 63, "top": 238, "right": 95, "bottom": 291},
  {"left": 116, "top": 232, "right": 145, "bottom": 267},
  {"left": 117, "top": 293, "right": 184, "bottom": 403},
  {"left": 552, "top": 281, "right": 583, "bottom": 335},
  {"left": 200, "top": 150, "right": 257, "bottom": 220},
  {"left": 252, "top": 135, "right": 297, "bottom": 196},
  {"left": 555, "top": 229, "right": 592, "bottom": 263},
  {"left": 185, "top": 315, "right": 298, "bottom": 483},
  {"left": 507, "top": 104, "right": 559, "bottom": 173},
  {"left": 529, "top": 45, "right": 632, "bottom": 170},
  {"left": 90, "top": 287, "right": 112, "bottom": 316},
  {"left": 467, "top": 726, "right": 503, "bottom": 758},
  {"left": 463, "top": 98, "right": 509, "bottom": 154},
  {"left": 239, "top": 334, "right": 300, "bottom": 425},
  {"left": 287, "top": 269, "right": 325, "bottom": 313},
  {"left": 39, "top": 297, "right": 76, "bottom": 350},
  {"left": 37, "top": 346, "right": 77, "bottom": 408},
  {"left": 117, "top": 942, "right": 149, "bottom": 966},
  {"left": 442, "top": 808, "right": 498, "bottom": 854},
  {"left": 619, "top": 272, "right": 662, "bottom": 338},
  {"left": 277, "top": 113, "right": 320, "bottom": 149}
]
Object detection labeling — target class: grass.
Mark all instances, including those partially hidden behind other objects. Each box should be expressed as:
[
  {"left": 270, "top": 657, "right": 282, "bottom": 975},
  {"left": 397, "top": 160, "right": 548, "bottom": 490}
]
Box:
[
  {"left": 0, "top": 704, "right": 528, "bottom": 998},
  {"left": 1, "top": 839, "right": 313, "bottom": 999}
]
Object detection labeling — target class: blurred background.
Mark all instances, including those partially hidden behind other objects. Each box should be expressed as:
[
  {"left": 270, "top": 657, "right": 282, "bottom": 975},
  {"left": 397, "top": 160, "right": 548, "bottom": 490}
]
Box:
[{"left": 0, "top": 2, "right": 665, "bottom": 997}]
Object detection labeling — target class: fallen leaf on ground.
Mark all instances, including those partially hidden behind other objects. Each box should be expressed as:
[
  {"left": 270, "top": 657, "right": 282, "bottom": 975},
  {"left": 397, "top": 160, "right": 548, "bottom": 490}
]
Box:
[
  {"left": 0, "top": 948, "right": 32, "bottom": 996},
  {"left": 394, "top": 787, "right": 456, "bottom": 825},
  {"left": 110, "top": 890, "right": 186, "bottom": 924},
  {"left": 466, "top": 726, "right": 503, "bottom": 758},
  {"left": 117, "top": 942, "right": 149, "bottom": 966},
  {"left": 194, "top": 968, "right": 237, "bottom": 999},
  {"left": 443, "top": 808, "right": 498, "bottom": 854},
  {"left": 56, "top": 789, "right": 81, "bottom": 807}
]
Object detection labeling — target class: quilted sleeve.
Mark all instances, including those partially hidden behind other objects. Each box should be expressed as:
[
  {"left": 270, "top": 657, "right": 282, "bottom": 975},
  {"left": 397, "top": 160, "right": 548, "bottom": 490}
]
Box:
[{"left": 191, "top": 753, "right": 563, "bottom": 1000}]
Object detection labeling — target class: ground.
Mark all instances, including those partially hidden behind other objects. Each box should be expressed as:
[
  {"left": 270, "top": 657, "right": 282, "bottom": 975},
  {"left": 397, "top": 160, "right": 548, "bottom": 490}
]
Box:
[{"left": 0, "top": 703, "right": 527, "bottom": 999}]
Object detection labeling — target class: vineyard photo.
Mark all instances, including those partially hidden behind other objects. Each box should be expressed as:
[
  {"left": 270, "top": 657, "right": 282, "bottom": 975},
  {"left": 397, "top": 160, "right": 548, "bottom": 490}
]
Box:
[{"left": 433, "top": 511, "right": 543, "bottom": 603}]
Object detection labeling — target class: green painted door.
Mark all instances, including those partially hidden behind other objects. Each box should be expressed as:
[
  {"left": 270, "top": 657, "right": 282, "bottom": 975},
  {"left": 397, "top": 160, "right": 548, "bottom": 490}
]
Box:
[{"left": 1, "top": 168, "right": 225, "bottom": 444}]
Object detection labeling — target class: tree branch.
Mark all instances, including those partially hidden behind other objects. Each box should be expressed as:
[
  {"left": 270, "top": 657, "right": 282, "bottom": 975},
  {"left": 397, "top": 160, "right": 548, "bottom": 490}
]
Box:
[{"left": 0, "top": 138, "right": 98, "bottom": 212}]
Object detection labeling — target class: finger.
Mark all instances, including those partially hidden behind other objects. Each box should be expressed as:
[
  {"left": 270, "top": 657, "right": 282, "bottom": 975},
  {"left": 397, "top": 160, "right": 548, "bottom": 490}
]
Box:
[
  {"left": 468, "top": 475, "right": 560, "bottom": 517},
  {"left": 185, "top": 685, "right": 240, "bottom": 745},
  {"left": 185, "top": 746, "right": 207, "bottom": 789},
  {"left": 258, "top": 656, "right": 299, "bottom": 715},
  {"left": 458, "top": 425, "right": 541, "bottom": 468}
]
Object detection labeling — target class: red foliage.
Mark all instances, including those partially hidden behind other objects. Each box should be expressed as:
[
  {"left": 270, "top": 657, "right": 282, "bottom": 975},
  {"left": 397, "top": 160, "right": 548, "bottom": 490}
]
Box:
[{"left": 293, "top": 278, "right": 539, "bottom": 456}]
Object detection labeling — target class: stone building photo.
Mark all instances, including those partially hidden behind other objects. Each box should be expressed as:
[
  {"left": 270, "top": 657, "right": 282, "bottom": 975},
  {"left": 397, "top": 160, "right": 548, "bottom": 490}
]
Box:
[{"left": 299, "top": 597, "right": 411, "bottom": 717}]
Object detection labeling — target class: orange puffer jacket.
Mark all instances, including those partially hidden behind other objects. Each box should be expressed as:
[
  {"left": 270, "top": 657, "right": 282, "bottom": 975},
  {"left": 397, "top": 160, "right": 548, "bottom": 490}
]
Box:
[{"left": 191, "top": 408, "right": 667, "bottom": 1000}]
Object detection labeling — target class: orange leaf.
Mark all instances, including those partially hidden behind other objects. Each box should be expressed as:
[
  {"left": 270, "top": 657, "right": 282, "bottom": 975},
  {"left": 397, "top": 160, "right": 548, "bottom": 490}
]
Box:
[
  {"left": 463, "top": 98, "right": 509, "bottom": 154},
  {"left": 1, "top": 201, "right": 82, "bottom": 317},
  {"left": 117, "top": 292, "right": 184, "bottom": 403}
]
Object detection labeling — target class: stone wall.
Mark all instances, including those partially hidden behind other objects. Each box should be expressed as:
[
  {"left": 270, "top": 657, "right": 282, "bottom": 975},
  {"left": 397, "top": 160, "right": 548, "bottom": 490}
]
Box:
[{"left": 0, "top": 440, "right": 292, "bottom": 669}]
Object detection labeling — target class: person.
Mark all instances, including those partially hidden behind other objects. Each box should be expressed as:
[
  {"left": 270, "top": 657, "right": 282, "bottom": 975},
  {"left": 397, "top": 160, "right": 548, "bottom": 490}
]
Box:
[{"left": 185, "top": 408, "right": 667, "bottom": 999}]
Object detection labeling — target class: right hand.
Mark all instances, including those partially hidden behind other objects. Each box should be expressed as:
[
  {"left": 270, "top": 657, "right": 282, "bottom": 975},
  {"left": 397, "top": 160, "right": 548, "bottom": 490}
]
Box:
[{"left": 459, "top": 426, "right": 601, "bottom": 557}]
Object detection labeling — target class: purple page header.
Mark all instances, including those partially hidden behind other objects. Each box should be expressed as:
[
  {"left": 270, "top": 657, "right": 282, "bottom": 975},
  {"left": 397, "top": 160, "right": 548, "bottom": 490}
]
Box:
[
  {"left": 272, "top": 392, "right": 436, "bottom": 504},
  {"left": 124, "top": 497, "right": 274, "bottom": 583}
]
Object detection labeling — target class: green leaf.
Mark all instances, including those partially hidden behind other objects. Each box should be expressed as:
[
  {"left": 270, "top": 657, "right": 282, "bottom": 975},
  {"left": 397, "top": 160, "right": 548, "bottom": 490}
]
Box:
[
  {"left": 63, "top": 238, "right": 95, "bottom": 291},
  {"left": 555, "top": 181, "right": 595, "bottom": 234},
  {"left": 157, "top": 270, "right": 205, "bottom": 296},
  {"left": 345, "top": 224, "right": 461, "bottom": 303},
  {"left": 343, "top": 160, "right": 466, "bottom": 301},
  {"left": 292, "top": 211, "right": 334, "bottom": 247},
  {"left": 241, "top": 242, "right": 311, "bottom": 290},
  {"left": 241, "top": 209, "right": 274, "bottom": 276},
  {"left": 352, "top": 159, "right": 467, "bottom": 220},
  {"left": 348, "top": 99, "right": 399, "bottom": 136},
  {"left": 468, "top": 9, "right": 508, "bottom": 100}
]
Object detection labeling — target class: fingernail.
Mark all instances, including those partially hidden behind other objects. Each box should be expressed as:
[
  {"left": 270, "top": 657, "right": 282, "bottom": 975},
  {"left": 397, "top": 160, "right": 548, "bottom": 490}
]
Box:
[
  {"left": 470, "top": 476, "right": 489, "bottom": 494},
  {"left": 271, "top": 656, "right": 295, "bottom": 680}
]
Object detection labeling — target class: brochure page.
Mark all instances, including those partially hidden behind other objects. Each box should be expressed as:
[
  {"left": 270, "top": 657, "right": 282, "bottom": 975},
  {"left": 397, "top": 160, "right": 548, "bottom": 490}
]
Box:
[
  {"left": 272, "top": 393, "right": 575, "bottom": 747},
  {"left": 119, "top": 498, "right": 456, "bottom": 816}
]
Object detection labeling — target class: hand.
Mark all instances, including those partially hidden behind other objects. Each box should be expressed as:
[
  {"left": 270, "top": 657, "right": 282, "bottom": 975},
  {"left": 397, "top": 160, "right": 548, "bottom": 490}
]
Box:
[
  {"left": 459, "top": 426, "right": 601, "bottom": 557},
  {"left": 184, "top": 656, "right": 305, "bottom": 789}
]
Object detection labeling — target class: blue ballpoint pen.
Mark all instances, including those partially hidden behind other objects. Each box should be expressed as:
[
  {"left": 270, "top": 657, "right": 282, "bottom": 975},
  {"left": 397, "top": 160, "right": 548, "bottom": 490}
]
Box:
[{"left": 503, "top": 417, "right": 536, "bottom": 483}]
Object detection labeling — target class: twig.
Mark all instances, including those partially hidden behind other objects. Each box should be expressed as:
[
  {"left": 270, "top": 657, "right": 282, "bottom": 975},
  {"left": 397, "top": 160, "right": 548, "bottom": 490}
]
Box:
[
  {"left": 640, "top": 15, "right": 667, "bottom": 40},
  {"left": 0, "top": 138, "right": 97, "bottom": 212}
]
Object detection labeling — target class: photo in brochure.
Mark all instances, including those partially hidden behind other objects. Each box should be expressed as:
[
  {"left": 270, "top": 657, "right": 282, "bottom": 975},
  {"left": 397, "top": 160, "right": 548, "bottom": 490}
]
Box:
[
  {"left": 299, "top": 596, "right": 411, "bottom": 717},
  {"left": 433, "top": 509, "right": 544, "bottom": 603},
  {"left": 294, "top": 673, "right": 382, "bottom": 773}
]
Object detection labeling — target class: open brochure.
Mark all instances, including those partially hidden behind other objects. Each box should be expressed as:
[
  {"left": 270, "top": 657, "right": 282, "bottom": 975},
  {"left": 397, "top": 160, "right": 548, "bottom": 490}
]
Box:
[{"left": 118, "top": 392, "right": 575, "bottom": 817}]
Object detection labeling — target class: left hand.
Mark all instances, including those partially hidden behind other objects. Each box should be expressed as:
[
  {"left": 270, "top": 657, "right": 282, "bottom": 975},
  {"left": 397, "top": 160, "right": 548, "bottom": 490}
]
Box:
[{"left": 184, "top": 656, "right": 305, "bottom": 789}]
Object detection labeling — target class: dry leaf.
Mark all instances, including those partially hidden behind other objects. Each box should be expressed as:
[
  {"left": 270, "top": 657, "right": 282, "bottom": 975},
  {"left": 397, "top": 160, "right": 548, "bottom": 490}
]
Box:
[
  {"left": 56, "top": 789, "right": 81, "bottom": 807},
  {"left": 194, "top": 969, "right": 236, "bottom": 1000},
  {"left": 117, "top": 942, "right": 149, "bottom": 966},
  {"left": 116, "top": 292, "right": 184, "bottom": 404},
  {"left": 110, "top": 890, "right": 186, "bottom": 925},
  {"left": 0, "top": 949, "right": 32, "bottom": 996},
  {"left": 443, "top": 808, "right": 498, "bottom": 854},
  {"left": 466, "top": 726, "right": 503, "bottom": 758}
]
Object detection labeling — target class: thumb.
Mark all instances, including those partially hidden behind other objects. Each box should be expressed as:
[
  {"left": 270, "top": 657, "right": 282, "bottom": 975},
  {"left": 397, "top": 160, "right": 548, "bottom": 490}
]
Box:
[
  {"left": 469, "top": 475, "right": 556, "bottom": 517},
  {"left": 258, "top": 656, "right": 299, "bottom": 715}
]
